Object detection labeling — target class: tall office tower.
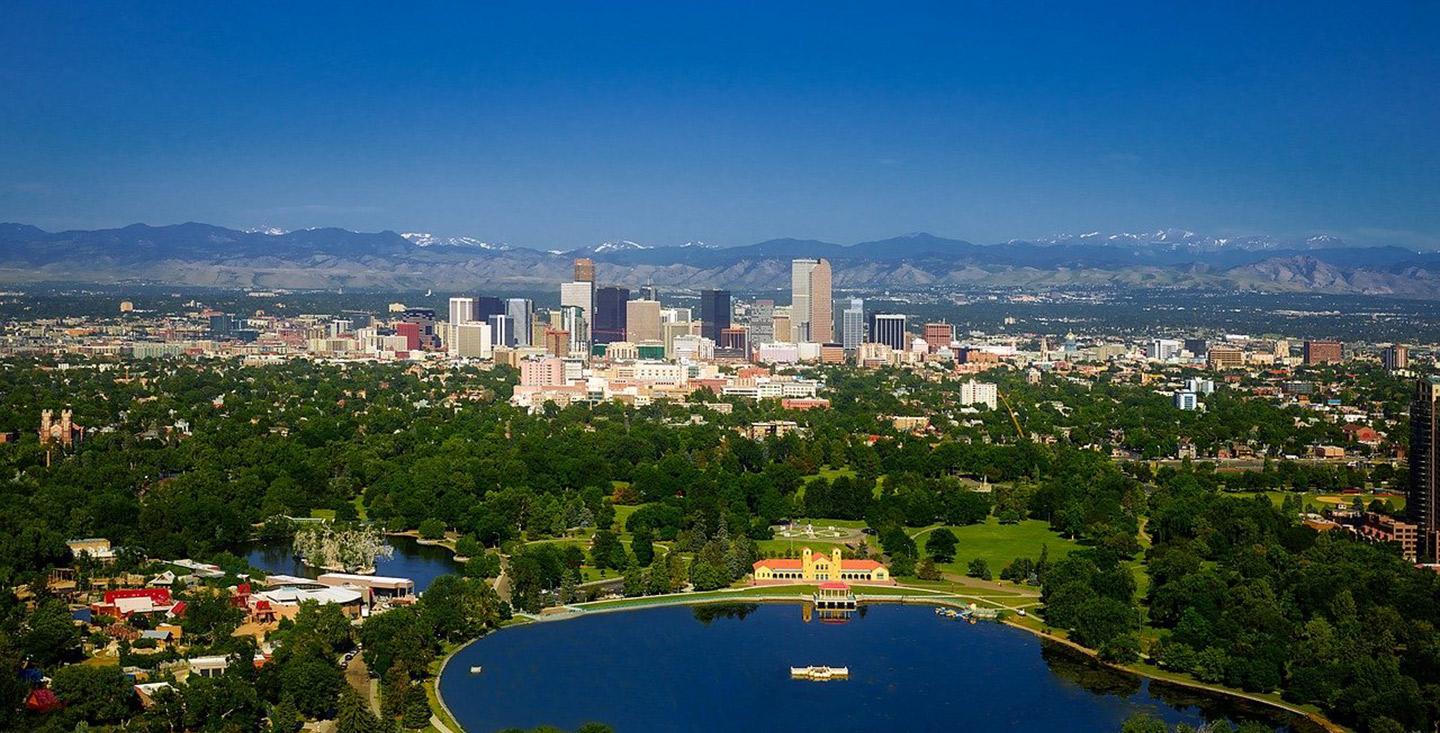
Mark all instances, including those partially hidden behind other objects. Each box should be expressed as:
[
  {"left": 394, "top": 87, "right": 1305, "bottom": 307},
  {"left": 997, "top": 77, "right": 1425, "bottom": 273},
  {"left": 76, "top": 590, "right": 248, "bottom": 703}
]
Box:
[
  {"left": 1383, "top": 344, "right": 1410, "bottom": 372},
  {"left": 1183, "top": 338, "right": 1209, "bottom": 357},
  {"left": 475, "top": 296, "right": 506, "bottom": 322},
  {"left": 772, "top": 306, "right": 793, "bottom": 344},
  {"left": 841, "top": 298, "right": 865, "bottom": 352},
  {"left": 790, "top": 258, "right": 833, "bottom": 342},
  {"left": 488, "top": 314, "right": 515, "bottom": 347},
  {"left": 661, "top": 307, "right": 691, "bottom": 323},
  {"left": 748, "top": 299, "right": 775, "bottom": 344},
  {"left": 559, "top": 305, "right": 587, "bottom": 355},
  {"left": 506, "top": 298, "right": 534, "bottom": 347},
  {"left": 922, "top": 322, "right": 954, "bottom": 352},
  {"left": 638, "top": 285, "right": 659, "bottom": 302},
  {"left": 574, "top": 258, "right": 595, "bottom": 283},
  {"left": 626, "top": 299, "right": 662, "bottom": 343},
  {"left": 1303, "top": 339, "right": 1343, "bottom": 365},
  {"left": 560, "top": 281, "right": 594, "bottom": 341},
  {"left": 399, "top": 308, "right": 440, "bottom": 349},
  {"left": 700, "top": 289, "right": 732, "bottom": 341},
  {"left": 448, "top": 297, "right": 476, "bottom": 327},
  {"left": 452, "top": 322, "right": 493, "bottom": 359},
  {"left": 593, "top": 286, "right": 630, "bottom": 344},
  {"left": 868, "top": 313, "right": 907, "bottom": 351},
  {"left": 1410, "top": 377, "right": 1440, "bottom": 560}
]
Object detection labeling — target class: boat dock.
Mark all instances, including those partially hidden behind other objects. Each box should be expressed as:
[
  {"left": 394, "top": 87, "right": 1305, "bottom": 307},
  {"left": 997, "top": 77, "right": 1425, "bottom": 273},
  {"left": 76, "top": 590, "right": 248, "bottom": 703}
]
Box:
[{"left": 790, "top": 665, "right": 850, "bottom": 681}]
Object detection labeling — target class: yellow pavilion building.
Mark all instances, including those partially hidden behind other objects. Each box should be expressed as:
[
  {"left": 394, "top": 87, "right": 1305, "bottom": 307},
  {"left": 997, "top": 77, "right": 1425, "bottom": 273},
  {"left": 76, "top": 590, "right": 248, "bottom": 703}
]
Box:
[{"left": 751, "top": 547, "right": 891, "bottom": 584}]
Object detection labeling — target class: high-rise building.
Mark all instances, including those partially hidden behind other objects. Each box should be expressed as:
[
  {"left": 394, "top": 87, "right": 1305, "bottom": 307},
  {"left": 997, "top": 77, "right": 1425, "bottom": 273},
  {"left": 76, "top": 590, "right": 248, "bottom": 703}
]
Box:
[
  {"left": 559, "top": 305, "right": 587, "bottom": 355},
  {"left": 626, "top": 299, "right": 662, "bottom": 343},
  {"left": 394, "top": 322, "right": 421, "bottom": 351},
  {"left": 452, "top": 322, "right": 493, "bottom": 358},
  {"left": 1303, "top": 340, "right": 1343, "bottom": 365},
  {"left": 475, "top": 296, "right": 506, "bottom": 322},
  {"left": 922, "top": 322, "right": 954, "bottom": 352},
  {"left": 748, "top": 299, "right": 775, "bottom": 344},
  {"left": 560, "top": 281, "right": 594, "bottom": 341},
  {"left": 790, "top": 258, "right": 832, "bottom": 342},
  {"left": 488, "top": 314, "right": 515, "bottom": 347},
  {"left": 841, "top": 298, "right": 864, "bottom": 352},
  {"left": 506, "top": 298, "right": 534, "bottom": 347},
  {"left": 448, "top": 297, "right": 475, "bottom": 327},
  {"left": 1184, "top": 338, "right": 1209, "bottom": 356},
  {"left": 868, "top": 313, "right": 907, "bottom": 351},
  {"left": 1207, "top": 347, "right": 1244, "bottom": 369},
  {"left": 593, "top": 286, "right": 630, "bottom": 344},
  {"left": 1147, "top": 338, "right": 1183, "bottom": 361},
  {"left": 772, "top": 306, "right": 792, "bottom": 345},
  {"left": 1410, "top": 377, "right": 1440, "bottom": 561},
  {"left": 958, "top": 380, "right": 999, "bottom": 410},
  {"left": 574, "top": 258, "right": 595, "bottom": 283},
  {"left": 399, "top": 308, "right": 439, "bottom": 349},
  {"left": 638, "top": 285, "right": 659, "bottom": 302},
  {"left": 543, "top": 329, "right": 570, "bottom": 357},
  {"left": 700, "top": 289, "right": 731, "bottom": 341},
  {"left": 1383, "top": 344, "right": 1409, "bottom": 372}
]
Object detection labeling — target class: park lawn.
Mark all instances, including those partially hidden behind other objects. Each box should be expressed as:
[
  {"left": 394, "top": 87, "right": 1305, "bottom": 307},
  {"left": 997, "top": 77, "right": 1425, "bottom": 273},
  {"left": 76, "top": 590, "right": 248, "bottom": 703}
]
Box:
[
  {"left": 795, "top": 466, "right": 860, "bottom": 500},
  {"left": 757, "top": 536, "right": 851, "bottom": 555},
  {"left": 918, "top": 517, "right": 1082, "bottom": 577},
  {"left": 611, "top": 502, "right": 643, "bottom": 532},
  {"left": 309, "top": 508, "right": 337, "bottom": 521},
  {"left": 1224, "top": 490, "right": 1406, "bottom": 513}
]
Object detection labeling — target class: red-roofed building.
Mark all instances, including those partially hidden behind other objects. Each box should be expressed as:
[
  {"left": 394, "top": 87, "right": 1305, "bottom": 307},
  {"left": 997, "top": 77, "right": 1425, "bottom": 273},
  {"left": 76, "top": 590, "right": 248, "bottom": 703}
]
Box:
[{"left": 752, "top": 547, "right": 891, "bottom": 585}]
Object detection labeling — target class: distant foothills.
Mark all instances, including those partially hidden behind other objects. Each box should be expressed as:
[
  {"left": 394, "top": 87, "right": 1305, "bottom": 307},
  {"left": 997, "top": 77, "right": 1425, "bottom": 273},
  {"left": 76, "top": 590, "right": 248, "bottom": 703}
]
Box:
[{"left": 3, "top": 221, "right": 1440, "bottom": 297}]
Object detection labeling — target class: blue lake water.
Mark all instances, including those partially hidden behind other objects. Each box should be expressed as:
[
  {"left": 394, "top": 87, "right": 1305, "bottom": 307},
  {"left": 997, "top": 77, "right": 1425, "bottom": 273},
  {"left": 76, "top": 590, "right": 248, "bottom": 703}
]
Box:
[
  {"left": 243, "top": 535, "right": 459, "bottom": 593},
  {"left": 440, "top": 603, "right": 1310, "bottom": 733}
]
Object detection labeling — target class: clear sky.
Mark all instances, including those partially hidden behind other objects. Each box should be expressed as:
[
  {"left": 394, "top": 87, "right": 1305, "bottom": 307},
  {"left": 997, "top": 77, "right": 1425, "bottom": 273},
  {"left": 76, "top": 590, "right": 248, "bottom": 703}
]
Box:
[{"left": 2, "top": 2, "right": 1437, "bottom": 249}]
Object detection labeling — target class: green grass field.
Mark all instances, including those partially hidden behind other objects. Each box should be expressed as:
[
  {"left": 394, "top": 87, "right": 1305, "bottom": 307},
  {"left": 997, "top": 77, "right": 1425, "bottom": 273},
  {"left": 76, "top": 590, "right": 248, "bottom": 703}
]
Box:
[
  {"left": 1224, "top": 490, "right": 1406, "bottom": 512},
  {"left": 914, "top": 518, "right": 1082, "bottom": 577}
]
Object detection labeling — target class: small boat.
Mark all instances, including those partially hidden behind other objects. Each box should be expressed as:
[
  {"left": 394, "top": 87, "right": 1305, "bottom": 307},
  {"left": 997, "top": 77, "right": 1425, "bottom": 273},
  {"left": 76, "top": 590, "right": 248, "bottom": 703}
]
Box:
[
  {"left": 469, "top": 666, "right": 484, "bottom": 674},
  {"left": 790, "top": 665, "right": 849, "bottom": 681}
]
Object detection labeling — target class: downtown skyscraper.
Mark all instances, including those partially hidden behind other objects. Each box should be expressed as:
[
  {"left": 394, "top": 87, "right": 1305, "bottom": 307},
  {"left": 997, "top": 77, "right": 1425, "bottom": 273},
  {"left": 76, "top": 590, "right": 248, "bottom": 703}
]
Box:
[
  {"left": 700, "top": 289, "right": 731, "bottom": 341},
  {"left": 790, "top": 258, "right": 832, "bottom": 343}
]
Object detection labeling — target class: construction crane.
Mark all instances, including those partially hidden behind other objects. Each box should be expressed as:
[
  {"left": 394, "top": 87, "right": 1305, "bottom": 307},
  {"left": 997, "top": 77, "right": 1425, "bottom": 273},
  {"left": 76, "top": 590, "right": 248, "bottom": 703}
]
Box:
[{"left": 997, "top": 390, "right": 1027, "bottom": 440}]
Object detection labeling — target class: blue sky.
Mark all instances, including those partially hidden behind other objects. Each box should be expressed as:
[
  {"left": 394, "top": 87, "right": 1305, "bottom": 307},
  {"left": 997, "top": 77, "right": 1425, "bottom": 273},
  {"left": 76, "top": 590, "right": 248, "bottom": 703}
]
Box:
[{"left": 1, "top": 2, "right": 1437, "bottom": 248}]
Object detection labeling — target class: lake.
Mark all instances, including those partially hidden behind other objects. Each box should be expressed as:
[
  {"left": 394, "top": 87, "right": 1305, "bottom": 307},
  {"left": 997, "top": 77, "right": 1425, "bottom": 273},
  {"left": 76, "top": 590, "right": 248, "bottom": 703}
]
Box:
[
  {"left": 440, "top": 603, "right": 1313, "bottom": 733},
  {"left": 243, "top": 534, "right": 459, "bottom": 593}
]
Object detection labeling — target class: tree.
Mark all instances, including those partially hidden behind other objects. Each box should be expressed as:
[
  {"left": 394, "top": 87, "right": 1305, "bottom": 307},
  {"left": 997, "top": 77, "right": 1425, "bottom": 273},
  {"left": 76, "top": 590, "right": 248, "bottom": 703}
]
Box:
[
  {"left": 1119, "top": 712, "right": 1167, "bottom": 733},
  {"left": 631, "top": 528, "right": 655, "bottom": 566},
  {"left": 966, "top": 558, "right": 992, "bottom": 581},
  {"left": 269, "top": 699, "right": 304, "bottom": 733},
  {"left": 277, "top": 651, "right": 343, "bottom": 718},
  {"left": 924, "top": 528, "right": 958, "bottom": 562},
  {"left": 916, "top": 557, "right": 943, "bottom": 581},
  {"left": 418, "top": 518, "right": 445, "bottom": 540},
  {"left": 590, "top": 530, "right": 625, "bottom": 570},
  {"left": 401, "top": 683, "right": 431, "bottom": 729},
  {"left": 336, "top": 687, "right": 386, "bottom": 733},
  {"left": 623, "top": 560, "right": 646, "bottom": 597},
  {"left": 20, "top": 599, "right": 81, "bottom": 666},
  {"left": 51, "top": 663, "right": 135, "bottom": 724}
]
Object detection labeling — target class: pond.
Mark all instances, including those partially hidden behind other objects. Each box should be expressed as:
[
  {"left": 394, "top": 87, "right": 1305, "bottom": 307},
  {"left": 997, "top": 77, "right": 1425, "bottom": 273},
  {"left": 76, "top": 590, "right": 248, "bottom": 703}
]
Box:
[
  {"left": 439, "top": 603, "right": 1315, "bottom": 733},
  {"left": 243, "top": 534, "right": 460, "bottom": 593}
]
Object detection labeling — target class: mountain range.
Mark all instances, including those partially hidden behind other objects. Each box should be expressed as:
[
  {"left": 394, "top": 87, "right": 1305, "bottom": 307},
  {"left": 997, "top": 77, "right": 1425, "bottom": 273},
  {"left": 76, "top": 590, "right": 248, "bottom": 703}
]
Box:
[{"left": 2, "top": 222, "right": 1439, "bottom": 297}]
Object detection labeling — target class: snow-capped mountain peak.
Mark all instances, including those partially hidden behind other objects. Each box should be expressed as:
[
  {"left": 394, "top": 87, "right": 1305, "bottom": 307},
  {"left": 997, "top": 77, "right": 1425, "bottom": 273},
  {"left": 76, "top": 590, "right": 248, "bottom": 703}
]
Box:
[
  {"left": 400, "top": 232, "right": 508, "bottom": 250},
  {"left": 591, "top": 240, "right": 650, "bottom": 253}
]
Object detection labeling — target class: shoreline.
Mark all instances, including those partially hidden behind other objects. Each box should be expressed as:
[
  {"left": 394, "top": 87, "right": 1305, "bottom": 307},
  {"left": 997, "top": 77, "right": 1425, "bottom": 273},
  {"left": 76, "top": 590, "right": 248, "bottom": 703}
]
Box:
[
  {"left": 997, "top": 618, "right": 1347, "bottom": 733},
  {"left": 434, "top": 588, "right": 1347, "bottom": 733}
]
